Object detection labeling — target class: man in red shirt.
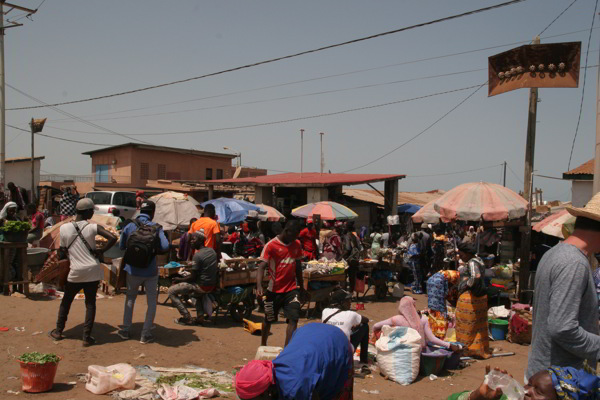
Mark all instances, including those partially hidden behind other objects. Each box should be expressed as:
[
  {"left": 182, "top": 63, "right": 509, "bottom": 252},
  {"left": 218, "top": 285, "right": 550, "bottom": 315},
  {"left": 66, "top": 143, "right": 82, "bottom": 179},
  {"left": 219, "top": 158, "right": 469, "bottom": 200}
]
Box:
[
  {"left": 256, "top": 220, "right": 304, "bottom": 347},
  {"left": 298, "top": 218, "right": 318, "bottom": 260}
]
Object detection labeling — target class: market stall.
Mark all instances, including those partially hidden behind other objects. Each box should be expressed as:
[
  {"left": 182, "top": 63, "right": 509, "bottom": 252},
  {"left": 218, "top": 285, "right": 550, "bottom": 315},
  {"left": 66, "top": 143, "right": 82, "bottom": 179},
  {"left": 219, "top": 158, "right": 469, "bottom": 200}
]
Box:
[{"left": 300, "top": 259, "right": 346, "bottom": 317}]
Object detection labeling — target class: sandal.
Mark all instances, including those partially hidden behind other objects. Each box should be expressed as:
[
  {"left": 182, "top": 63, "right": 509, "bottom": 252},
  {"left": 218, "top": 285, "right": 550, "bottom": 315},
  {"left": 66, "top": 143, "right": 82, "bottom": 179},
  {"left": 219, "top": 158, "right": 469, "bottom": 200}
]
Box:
[
  {"left": 82, "top": 336, "right": 96, "bottom": 347},
  {"left": 174, "top": 317, "right": 196, "bottom": 326},
  {"left": 48, "top": 329, "right": 64, "bottom": 341}
]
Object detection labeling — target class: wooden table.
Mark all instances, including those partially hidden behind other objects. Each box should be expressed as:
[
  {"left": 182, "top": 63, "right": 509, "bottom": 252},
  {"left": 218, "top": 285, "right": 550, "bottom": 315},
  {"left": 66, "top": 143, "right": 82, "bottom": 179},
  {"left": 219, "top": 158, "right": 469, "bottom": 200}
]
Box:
[{"left": 0, "top": 242, "right": 29, "bottom": 296}]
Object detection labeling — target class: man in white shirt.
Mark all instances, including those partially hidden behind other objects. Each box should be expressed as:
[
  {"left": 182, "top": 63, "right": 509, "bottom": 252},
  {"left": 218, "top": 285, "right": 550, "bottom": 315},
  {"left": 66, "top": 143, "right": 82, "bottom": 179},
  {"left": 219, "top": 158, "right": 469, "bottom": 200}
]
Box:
[
  {"left": 322, "top": 289, "right": 370, "bottom": 365},
  {"left": 48, "top": 198, "right": 117, "bottom": 346}
]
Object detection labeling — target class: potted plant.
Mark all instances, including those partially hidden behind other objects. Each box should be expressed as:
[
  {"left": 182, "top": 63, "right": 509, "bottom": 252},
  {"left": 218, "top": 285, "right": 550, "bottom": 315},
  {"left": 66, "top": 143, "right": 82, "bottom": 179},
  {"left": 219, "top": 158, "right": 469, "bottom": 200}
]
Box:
[
  {"left": 17, "top": 352, "right": 61, "bottom": 393},
  {"left": 0, "top": 221, "right": 32, "bottom": 242}
]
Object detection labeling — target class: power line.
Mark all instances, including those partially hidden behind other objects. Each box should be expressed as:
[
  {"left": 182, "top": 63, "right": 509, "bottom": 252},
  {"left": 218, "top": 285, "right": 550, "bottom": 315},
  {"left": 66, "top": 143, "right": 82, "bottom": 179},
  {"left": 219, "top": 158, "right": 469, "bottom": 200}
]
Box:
[
  {"left": 566, "top": 0, "right": 598, "bottom": 171},
  {"left": 37, "top": 27, "right": 598, "bottom": 121},
  {"left": 36, "top": 133, "right": 110, "bottom": 146},
  {"left": 341, "top": 0, "right": 581, "bottom": 173},
  {"left": 506, "top": 163, "right": 524, "bottom": 184},
  {"left": 405, "top": 163, "right": 503, "bottom": 178},
  {"left": 537, "top": 0, "right": 579, "bottom": 37},
  {"left": 7, "top": 84, "right": 152, "bottom": 145},
  {"left": 47, "top": 68, "right": 486, "bottom": 124},
  {"left": 7, "top": 0, "right": 526, "bottom": 111},
  {"left": 40, "top": 85, "right": 482, "bottom": 137}
]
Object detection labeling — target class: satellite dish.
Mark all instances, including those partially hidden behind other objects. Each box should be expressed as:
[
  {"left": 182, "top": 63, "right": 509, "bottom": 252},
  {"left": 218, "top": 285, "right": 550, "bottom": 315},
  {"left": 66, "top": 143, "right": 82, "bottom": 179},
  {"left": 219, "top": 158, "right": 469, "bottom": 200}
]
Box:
[{"left": 233, "top": 166, "right": 242, "bottom": 179}]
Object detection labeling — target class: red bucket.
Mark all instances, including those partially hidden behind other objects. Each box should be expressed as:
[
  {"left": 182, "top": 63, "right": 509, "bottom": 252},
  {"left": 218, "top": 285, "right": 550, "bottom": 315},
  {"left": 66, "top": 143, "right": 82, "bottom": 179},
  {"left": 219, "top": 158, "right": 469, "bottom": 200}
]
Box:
[{"left": 18, "top": 357, "right": 61, "bottom": 393}]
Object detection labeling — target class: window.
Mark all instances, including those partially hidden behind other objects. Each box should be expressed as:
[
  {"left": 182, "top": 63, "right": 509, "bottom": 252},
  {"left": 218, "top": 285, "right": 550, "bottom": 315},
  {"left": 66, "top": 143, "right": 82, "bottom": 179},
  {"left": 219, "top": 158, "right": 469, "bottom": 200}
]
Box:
[
  {"left": 86, "top": 192, "right": 112, "bottom": 205},
  {"left": 205, "top": 168, "right": 213, "bottom": 180},
  {"left": 140, "top": 163, "right": 149, "bottom": 180},
  {"left": 158, "top": 164, "right": 166, "bottom": 179},
  {"left": 95, "top": 165, "right": 110, "bottom": 183},
  {"left": 216, "top": 169, "right": 223, "bottom": 179},
  {"left": 114, "top": 192, "right": 136, "bottom": 207}
]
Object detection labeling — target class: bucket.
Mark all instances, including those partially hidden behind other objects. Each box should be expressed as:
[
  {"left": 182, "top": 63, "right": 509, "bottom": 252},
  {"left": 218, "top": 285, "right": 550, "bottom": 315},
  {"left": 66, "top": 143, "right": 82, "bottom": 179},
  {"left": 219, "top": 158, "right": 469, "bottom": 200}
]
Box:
[
  {"left": 420, "top": 348, "right": 451, "bottom": 376},
  {"left": 489, "top": 319, "right": 509, "bottom": 340},
  {"left": 18, "top": 358, "right": 61, "bottom": 393}
]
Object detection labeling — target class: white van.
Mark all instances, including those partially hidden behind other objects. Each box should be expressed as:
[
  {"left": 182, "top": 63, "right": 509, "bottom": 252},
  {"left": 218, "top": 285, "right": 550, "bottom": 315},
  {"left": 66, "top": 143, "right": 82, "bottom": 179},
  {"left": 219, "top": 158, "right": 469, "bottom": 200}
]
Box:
[{"left": 85, "top": 191, "right": 137, "bottom": 219}]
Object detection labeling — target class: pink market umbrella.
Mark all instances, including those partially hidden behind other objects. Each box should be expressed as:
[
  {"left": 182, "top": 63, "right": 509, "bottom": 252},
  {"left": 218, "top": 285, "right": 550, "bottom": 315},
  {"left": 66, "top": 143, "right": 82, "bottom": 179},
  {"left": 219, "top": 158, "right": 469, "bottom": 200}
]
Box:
[
  {"left": 532, "top": 209, "right": 575, "bottom": 239},
  {"left": 434, "top": 182, "right": 528, "bottom": 222},
  {"left": 292, "top": 201, "right": 358, "bottom": 221},
  {"left": 411, "top": 200, "right": 441, "bottom": 224},
  {"left": 256, "top": 204, "right": 286, "bottom": 222}
]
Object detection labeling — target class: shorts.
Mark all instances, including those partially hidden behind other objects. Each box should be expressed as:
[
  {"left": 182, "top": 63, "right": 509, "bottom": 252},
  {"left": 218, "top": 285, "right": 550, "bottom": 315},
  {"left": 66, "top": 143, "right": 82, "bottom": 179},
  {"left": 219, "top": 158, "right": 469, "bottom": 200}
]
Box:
[{"left": 264, "top": 289, "right": 301, "bottom": 323}]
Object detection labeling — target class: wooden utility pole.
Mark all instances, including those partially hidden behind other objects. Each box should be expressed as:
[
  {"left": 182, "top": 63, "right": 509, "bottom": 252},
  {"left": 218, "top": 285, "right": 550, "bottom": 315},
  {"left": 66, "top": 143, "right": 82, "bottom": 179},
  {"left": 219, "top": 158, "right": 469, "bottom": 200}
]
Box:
[
  {"left": 503, "top": 161, "right": 507, "bottom": 187},
  {"left": 320, "top": 132, "right": 324, "bottom": 174},
  {"left": 300, "top": 129, "right": 304, "bottom": 175},
  {"left": 519, "top": 35, "right": 540, "bottom": 300},
  {"left": 30, "top": 118, "right": 34, "bottom": 198},
  {"left": 593, "top": 24, "right": 600, "bottom": 195}
]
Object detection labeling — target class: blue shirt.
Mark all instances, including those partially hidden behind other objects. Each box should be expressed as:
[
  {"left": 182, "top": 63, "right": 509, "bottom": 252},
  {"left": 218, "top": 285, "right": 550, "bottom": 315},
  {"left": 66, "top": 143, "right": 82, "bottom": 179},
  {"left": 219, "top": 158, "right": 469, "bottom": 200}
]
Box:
[
  {"left": 273, "top": 323, "right": 351, "bottom": 400},
  {"left": 119, "top": 214, "right": 169, "bottom": 277}
]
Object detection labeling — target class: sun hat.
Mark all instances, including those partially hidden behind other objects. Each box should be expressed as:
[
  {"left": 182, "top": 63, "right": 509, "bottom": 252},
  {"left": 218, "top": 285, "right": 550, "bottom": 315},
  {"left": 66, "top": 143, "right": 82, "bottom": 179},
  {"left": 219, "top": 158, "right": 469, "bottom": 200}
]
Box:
[{"left": 566, "top": 192, "right": 600, "bottom": 223}]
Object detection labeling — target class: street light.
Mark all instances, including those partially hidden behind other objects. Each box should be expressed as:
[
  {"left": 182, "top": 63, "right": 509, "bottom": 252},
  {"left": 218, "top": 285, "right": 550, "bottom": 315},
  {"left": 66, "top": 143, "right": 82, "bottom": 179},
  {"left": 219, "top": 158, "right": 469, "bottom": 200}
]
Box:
[{"left": 223, "top": 146, "right": 241, "bottom": 168}]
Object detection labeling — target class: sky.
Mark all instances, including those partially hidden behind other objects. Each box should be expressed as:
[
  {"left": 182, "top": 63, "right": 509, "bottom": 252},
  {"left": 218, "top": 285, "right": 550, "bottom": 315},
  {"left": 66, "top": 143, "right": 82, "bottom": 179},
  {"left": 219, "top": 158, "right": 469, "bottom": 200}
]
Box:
[{"left": 5, "top": 0, "right": 600, "bottom": 201}]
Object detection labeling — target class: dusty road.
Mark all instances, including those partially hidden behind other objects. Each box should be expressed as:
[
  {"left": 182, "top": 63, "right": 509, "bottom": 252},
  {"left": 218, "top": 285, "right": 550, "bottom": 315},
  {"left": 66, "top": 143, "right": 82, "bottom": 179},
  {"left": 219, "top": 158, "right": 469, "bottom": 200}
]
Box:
[{"left": 0, "top": 290, "right": 528, "bottom": 400}]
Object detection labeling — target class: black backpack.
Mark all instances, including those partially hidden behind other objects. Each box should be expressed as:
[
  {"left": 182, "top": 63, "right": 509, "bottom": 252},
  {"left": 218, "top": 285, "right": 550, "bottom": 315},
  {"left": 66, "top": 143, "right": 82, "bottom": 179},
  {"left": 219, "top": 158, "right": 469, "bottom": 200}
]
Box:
[{"left": 123, "top": 219, "right": 161, "bottom": 269}]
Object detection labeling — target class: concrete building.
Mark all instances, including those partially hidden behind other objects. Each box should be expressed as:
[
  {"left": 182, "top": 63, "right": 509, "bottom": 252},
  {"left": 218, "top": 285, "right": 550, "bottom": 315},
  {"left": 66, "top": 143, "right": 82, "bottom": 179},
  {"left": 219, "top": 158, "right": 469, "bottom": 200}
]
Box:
[
  {"left": 82, "top": 143, "right": 238, "bottom": 190},
  {"left": 563, "top": 159, "right": 593, "bottom": 207},
  {"left": 4, "top": 156, "right": 44, "bottom": 198}
]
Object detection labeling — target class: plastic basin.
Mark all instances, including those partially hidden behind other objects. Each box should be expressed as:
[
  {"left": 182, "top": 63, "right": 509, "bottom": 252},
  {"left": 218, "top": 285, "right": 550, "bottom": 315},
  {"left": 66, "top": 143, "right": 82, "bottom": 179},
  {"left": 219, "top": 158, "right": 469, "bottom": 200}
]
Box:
[
  {"left": 18, "top": 359, "right": 60, "bottom": 393},
  {"left": 420, "top": 348, "right": 451, "bottom": 376},
  {"left": 27, "top": 248, "right": 50, "bottom": 267},
  {"left": 489, "top": 319, "right": 509, "bottom": 340}
]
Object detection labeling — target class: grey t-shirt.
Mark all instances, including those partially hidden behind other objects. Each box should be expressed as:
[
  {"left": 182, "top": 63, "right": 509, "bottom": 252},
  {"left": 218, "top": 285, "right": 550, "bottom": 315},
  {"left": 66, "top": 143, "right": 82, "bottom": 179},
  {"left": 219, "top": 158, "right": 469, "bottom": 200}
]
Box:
[
  {"left": 526, "top": 243, "right": 600, "bottom": 379},
  {"left": 192, "top": 247, "right": 218, "bottom": 287}
]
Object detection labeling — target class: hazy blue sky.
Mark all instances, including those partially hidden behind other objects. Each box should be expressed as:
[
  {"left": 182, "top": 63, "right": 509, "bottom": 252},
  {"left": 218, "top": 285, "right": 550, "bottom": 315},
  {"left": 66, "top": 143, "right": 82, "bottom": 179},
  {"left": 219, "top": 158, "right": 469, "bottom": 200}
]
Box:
[{"left": 5, "top": 0, "right": 599, "bottom": 200}]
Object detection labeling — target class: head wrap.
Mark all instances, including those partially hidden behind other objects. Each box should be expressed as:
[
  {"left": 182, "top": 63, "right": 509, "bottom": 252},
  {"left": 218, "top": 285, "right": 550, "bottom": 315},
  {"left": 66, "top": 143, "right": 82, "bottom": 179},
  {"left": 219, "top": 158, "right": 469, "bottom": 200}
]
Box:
[
  {"left": 0, "top": 201, "right": 18, "bottom": 219},
  {"left": 234, "top": 360, "right": 274, "bottom": 400},
  {"left": 548, "top": 366, "right": 600, "bottom": 400},
  {"left": 307, "top": 217, "right": 313, "bottom": 224},
  {"left": 397, "top": 296, "right": 425, "bottom": 348}
]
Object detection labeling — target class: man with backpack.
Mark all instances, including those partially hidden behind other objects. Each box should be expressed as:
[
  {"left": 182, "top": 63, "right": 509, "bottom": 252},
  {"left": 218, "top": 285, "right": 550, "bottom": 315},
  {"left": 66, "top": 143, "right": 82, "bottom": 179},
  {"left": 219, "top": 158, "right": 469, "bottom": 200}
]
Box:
[{"left": 117, "top": 200, "right": 169, "bottom": 344}]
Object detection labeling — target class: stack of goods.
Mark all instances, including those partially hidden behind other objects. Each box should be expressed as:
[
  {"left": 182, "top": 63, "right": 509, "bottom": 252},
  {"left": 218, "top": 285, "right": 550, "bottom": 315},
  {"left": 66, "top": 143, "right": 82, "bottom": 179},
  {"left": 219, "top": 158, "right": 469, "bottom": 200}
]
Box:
[
  {"left": 95, "top": 226, "right": 119, "bottom": 249},
  {"left": 219, "top": 257, "right": 260, "bottom": 272},
  {"left": 379, "top": 248, "right": 405, "bottom": 265},
  {"left": 303, "top": 258, "right": 347, "bottom": 275},
  {"left": 489, "top": 264, "right": 515, "bottom": 293},
  {"left": 507, "top": 303, "right": 532, "bottom": 345}
]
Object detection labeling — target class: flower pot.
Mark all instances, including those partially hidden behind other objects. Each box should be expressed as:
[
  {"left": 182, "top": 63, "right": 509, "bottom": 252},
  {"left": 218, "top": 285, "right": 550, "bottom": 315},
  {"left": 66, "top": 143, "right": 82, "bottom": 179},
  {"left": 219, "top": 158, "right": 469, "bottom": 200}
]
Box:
[
  {"left": 4, "top": 231, "right": 28, "bottom": 242},
  {"left": 18, "top": 358, "right": 61, "bottom": 393}
]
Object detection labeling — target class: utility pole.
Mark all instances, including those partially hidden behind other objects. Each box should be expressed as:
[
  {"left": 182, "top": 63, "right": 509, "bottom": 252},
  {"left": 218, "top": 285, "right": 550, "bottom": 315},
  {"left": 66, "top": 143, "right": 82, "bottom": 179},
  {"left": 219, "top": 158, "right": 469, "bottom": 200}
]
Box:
[
  {"left": 300, "top": 129, "right": 304, "bottom": 175},
  {"left": 30, "top": 118, "right": 34, "bottom": 197},
  {"left": 320, "top": 132, "right": 324, "bottom": 174},
  {"left": 503, "top": 161, "right": 507, "bottom": 187},
  {"left": 519, "top": 35, "right": 540, "bottom": 300},
  {"left": 0, "top": 1, "right": 37, "bottom": 192},
  {"left": 593, "top": 23, "right": 600, "bottom": 194}
]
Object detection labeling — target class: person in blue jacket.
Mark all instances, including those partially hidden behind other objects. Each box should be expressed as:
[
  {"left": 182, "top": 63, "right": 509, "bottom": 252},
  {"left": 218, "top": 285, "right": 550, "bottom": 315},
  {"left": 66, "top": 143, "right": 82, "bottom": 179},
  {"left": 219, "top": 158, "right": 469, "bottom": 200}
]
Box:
[
  {"left": 234, "top": 323, "right": 353, "bottom": 400},
  {"left": 117, "top": 200, "right": 169, "bottom": 344}
]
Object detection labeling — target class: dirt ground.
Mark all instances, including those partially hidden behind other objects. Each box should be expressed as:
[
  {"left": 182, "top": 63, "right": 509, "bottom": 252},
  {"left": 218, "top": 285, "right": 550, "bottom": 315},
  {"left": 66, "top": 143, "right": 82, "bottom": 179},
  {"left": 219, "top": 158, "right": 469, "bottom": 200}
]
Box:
[{"left": 0, "top": 290, "right": 529, "bottom": 400}]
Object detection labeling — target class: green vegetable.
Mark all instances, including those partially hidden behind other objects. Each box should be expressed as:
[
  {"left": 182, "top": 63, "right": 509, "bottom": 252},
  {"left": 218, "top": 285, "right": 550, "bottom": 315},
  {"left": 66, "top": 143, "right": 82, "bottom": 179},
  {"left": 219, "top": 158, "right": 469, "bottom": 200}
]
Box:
[
  {"left": 18, "top": 352, "right": 60, "bottom": 364},
  {"left": 0, "top": 220, "right": 32, "bottom": 233},
  {"left": 155, "top": 374, "right": 232, "bottom": 391}
]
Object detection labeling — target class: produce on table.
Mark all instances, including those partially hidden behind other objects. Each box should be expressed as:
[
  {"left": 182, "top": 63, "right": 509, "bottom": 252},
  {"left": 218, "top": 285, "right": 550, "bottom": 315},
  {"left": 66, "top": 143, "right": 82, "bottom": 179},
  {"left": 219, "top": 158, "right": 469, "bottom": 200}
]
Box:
[
  {"left": 18, "top": 352, "right": 60, "bottom": 364},
  {"left": 95, "top": 226, "right": 119, "bottom": 249},
  {"left": 0, "top": 220, "right": 32, "bottom": 233}
]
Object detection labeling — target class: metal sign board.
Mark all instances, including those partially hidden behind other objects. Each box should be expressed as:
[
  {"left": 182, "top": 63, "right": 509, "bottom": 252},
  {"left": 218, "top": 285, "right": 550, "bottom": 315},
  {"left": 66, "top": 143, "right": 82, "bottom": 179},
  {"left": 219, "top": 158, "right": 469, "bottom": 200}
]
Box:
[{"left": 488, "top": 42, "right": 581, "bottom": 96}]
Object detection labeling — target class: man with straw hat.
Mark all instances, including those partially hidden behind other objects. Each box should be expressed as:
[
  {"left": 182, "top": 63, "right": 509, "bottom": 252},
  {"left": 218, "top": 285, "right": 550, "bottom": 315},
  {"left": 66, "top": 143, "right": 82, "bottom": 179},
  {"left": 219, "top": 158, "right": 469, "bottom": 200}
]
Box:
[{"left": 526, "top": 192, "right": 600, "bottom": 382}]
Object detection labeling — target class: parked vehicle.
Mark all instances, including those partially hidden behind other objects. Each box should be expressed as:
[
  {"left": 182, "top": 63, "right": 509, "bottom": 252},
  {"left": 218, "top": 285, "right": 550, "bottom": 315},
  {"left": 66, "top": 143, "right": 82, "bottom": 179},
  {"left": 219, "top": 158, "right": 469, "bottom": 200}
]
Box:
[{"left": 85, "top": 191, "right": 137, "bottom": 219}]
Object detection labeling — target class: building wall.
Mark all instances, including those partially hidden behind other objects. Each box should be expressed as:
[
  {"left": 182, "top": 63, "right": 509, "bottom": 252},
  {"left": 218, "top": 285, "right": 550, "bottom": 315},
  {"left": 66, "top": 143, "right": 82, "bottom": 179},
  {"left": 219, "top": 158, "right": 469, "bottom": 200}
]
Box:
[
  {"left": 6, "top": 160, "right": 42, "bottom": 197},
  {"left": 572, "top": 180, "right": 593, "bottom": 207},
  {"left": 232, "top": 167, "right": 268, "bottom": 178},
  {"left": 91, "top": 146, "right": 234, "bottom": 188}
]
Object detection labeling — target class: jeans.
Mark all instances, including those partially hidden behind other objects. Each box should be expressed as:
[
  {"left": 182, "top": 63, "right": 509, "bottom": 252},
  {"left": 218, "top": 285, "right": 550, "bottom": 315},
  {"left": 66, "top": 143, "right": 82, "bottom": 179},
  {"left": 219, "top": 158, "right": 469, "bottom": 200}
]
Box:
[
  {"left": 122, "top": 274, "right": 158, "bottom": 337},
  {"left": 55, "top": 280, "right": 99, "bottom": 338},
  {"left": 350, "top": 322, "right": 370, "bottom": 363},
  {"left": 168, "top": 282, "right": 212, "bottom": 320}
]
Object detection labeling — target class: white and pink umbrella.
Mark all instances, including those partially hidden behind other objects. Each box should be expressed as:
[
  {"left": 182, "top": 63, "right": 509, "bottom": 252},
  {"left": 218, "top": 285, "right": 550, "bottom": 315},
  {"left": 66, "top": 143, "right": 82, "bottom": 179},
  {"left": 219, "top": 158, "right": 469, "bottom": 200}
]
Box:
[
  {"left": 411, "top": 200, "right": 441, "bottom": 224},
  {"left": 256, "top": 204, "right": 286, "bottom": 222},
  {"left": 434, "top": 182, "right": 528, "bottom": 222}
]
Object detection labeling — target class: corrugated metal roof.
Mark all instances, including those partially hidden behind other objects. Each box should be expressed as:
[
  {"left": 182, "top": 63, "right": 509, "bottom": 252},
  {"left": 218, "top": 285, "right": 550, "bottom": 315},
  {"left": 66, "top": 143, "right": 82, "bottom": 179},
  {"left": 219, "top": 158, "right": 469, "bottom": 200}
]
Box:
[
  {"left": 82, "top": 143, "right": 236, "bottom": 159},
  {"left": 343, "top": 189, "right": 444, "bottom": 207},
  {"left": 206, "top": 172, "right": 405, "bottom": 187},
  {"left": 5, "top": 156, "right": 45, "bottom": 163},
  {"left": 563, "top": 159, "right": 593, "bottom": 177}
]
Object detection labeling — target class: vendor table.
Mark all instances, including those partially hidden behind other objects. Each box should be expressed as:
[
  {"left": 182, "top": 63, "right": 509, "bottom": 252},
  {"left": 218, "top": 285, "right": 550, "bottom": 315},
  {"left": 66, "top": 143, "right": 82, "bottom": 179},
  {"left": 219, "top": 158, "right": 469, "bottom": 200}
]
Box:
[
  {"left": 0, "top": 242, "right": 29, "bottom": 296},
  {"left": 300, "top": 270, "right": 345, "bottom": 318}
]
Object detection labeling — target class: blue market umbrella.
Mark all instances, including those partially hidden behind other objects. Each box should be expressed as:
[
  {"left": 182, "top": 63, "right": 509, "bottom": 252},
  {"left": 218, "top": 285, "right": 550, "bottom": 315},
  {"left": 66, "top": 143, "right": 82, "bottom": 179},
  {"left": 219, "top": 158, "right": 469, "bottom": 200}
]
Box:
[
  {"left": 200, "top": 197, "right": 261, "bottom": 225},
  {"left": 397, "top": 203, "right": 422, "bottom": 214}
]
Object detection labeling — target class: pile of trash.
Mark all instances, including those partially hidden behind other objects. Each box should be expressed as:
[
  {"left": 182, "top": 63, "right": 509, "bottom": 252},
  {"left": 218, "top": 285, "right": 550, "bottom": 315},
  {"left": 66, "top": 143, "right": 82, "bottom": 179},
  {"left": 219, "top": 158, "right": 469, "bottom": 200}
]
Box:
[{"left": 81, "top": 364, "right": 233, "bottom": 400}]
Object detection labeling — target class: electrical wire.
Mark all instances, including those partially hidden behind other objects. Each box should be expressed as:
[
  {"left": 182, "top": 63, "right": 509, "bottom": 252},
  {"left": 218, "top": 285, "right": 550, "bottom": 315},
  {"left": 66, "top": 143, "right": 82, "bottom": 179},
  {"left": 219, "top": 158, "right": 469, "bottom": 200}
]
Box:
[
  {"left": 506, "top": 163, "right": 524, "bottom": 184},
  {"left": 40, "top": 85, "right": 482, "bottom": 137},
  {"left": 36, "top": 133, "right": 111, "bottom": 146},
  {"left": 566, "top": 0, "right": 598, "bottom": 171},
  {"left": 38, "top": 27, "right": 598, "bottom": 121},
  {"left": 7, "top": 84, "right": 152, "bottom": 145},
  {"left": 537, "top": 0, "right": 579, "bottom": 37},
  {"left": 47, "top": 68, "right": 486, "bottom": 124},
  {"left": 7, "top": 0, "right": 526, "bottom": 111},
  {"left": 341, "top": 0, "right": 582, "bottom": 173},
  {"left": 404, "top": 163, "right": 503, "bottom": 178}
]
